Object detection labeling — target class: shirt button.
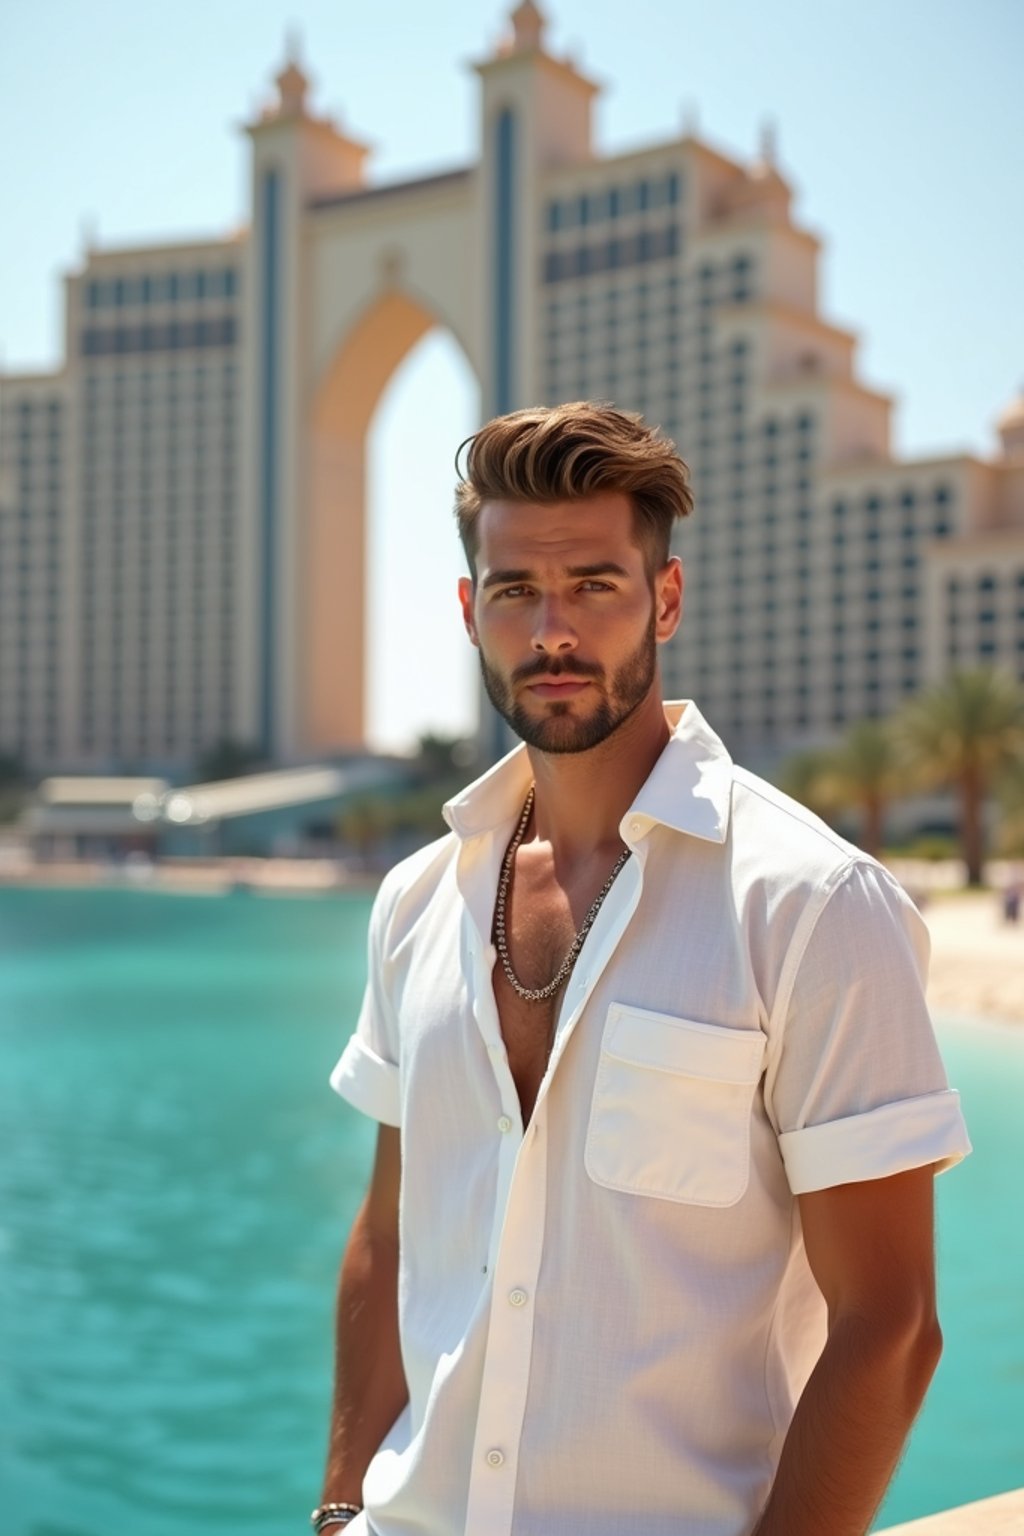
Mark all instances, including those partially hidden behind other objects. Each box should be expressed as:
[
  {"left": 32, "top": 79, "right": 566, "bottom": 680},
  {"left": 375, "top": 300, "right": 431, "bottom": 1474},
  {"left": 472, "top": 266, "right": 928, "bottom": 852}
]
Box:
[
  {"left": 486, "top": 1448, "right": 505, "bottom": 1468},
  {"left": 508, "top": 1287, "right": 528, "bottom": 1308},
  {"left": 629, "top": 818, "right": 643, "bottom": 837},
  {"left": 497, "top": 1115, "right": 513, "bottom": 1133}
]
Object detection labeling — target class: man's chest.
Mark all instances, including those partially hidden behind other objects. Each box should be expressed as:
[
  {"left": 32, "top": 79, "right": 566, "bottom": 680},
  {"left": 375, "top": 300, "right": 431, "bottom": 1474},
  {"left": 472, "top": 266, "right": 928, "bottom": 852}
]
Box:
[{"left": 391, "top": 853, "right": 769, "bottom": 1124}]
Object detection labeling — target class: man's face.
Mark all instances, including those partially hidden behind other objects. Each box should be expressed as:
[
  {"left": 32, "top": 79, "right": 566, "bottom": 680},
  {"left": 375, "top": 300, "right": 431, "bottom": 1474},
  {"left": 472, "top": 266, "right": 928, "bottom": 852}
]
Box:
[{"left": 458, "top": 492, "right": 683, "bottom": 755}]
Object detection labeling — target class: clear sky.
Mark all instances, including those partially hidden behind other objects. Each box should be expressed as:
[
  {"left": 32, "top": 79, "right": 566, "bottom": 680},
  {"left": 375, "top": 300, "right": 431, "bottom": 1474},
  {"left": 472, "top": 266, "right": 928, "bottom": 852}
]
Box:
[{"left": 2, "top": 0, "right": 1022, "bottom": 752}]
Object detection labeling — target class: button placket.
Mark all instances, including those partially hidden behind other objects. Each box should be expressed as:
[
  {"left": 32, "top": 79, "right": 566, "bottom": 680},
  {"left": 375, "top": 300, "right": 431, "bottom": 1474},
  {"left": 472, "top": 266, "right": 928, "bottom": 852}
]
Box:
[{"left": 465, "top": 1107, "right": 548, "bottom": 1536}]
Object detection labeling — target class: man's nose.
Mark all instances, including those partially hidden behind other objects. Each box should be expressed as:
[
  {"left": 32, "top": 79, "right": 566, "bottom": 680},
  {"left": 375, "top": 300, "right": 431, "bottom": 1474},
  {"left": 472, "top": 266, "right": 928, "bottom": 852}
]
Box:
[{"left": 531, "top": 598, "right": 578, "bottom": 654}]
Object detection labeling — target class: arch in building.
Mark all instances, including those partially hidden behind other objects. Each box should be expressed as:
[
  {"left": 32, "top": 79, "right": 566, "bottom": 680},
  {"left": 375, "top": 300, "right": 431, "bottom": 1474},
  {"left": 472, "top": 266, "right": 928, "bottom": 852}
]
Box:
[{"left": 303, "top": 286, "right": 478, "bottom": 753}]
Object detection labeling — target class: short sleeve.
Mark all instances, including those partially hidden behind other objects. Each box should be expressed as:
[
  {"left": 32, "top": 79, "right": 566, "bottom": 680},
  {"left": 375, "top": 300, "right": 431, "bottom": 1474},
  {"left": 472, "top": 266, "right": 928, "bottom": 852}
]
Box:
[
  {"left": 766, "top": 860, "right": 971, "bottom": 1195},
  {"left": 329, "top": 877, "right": 402, "bottom": 1126}
]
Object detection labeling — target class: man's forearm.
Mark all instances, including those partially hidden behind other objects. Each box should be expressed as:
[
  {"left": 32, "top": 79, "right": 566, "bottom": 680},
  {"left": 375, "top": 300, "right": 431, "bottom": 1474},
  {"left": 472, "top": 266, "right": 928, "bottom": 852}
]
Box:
[
  {"left": 751, "top": 1308, "right": 942, "bottom": 1536},
  {"left": 321, "top": 1200, "right": 408, "bottom": 1507}
]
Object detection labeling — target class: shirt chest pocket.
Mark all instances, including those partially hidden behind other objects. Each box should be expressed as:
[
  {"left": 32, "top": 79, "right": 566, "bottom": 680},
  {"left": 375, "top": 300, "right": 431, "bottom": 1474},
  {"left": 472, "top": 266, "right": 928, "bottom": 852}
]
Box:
[{"left": 584, "top": 1004, "right": 767, "bottom": 1207}]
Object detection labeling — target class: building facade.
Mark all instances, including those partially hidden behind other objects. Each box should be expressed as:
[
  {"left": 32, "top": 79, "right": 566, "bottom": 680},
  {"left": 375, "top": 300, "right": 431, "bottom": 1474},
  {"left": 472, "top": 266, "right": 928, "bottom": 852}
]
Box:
[{"left": 1, "top": 0, "right": 1022, "bottom": 777}]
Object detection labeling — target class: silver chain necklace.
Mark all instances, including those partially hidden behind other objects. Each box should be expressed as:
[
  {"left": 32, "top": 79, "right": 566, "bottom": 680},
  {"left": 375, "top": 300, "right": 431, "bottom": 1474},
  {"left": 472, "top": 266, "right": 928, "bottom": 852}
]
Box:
[{"left": 494, "top": 785, "right": 632, "bottom": 1003}]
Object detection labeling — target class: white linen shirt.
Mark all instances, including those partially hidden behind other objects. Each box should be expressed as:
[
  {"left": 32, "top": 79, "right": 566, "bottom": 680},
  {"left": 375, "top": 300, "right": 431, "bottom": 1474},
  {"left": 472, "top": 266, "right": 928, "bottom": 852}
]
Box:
[{"left": 330, "top": 701, "right": 970, "bottom": 1536}]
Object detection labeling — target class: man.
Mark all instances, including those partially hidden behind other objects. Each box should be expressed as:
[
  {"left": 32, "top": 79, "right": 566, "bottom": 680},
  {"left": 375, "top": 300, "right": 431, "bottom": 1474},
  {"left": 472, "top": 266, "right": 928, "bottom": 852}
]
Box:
[{"left": 314, "top": 402, "right": 970, "bottom": 1536}]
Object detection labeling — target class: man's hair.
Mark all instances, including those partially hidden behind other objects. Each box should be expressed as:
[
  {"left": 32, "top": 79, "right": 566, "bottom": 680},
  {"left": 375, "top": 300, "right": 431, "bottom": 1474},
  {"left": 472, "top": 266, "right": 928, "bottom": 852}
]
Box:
[{"left": 453, "top": 400, "right": 694, "bottom": 578}]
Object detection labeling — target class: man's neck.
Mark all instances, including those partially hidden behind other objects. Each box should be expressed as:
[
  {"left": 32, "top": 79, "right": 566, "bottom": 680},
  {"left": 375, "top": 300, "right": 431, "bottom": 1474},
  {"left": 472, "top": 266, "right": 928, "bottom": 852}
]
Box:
[{"left": 525, "top": 690, "right": 673, "bottom": 863}]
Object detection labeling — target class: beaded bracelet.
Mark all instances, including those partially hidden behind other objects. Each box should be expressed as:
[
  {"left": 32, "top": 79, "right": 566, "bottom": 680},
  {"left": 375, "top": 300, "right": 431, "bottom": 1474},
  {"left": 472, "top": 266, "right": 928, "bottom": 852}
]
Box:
[{"left": 310, "top": 1501, "right": 362, "bottom": 1533}]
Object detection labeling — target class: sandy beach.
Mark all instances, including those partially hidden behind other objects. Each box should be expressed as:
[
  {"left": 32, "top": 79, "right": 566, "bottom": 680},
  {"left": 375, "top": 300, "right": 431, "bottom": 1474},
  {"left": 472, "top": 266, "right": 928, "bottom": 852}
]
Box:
[{"left": 920, "top": 891, "right": 1024, "bottom": 1027}]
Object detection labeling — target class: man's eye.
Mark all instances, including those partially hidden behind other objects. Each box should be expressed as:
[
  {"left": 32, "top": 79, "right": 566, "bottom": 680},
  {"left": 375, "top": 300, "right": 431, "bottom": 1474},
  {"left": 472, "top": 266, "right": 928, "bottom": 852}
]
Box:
[
  {"left": 498, "top": 586, "right": 530, "bottom": 599},
  {"left": 580, "top": 580, "right": 613, "bottom": 591}
]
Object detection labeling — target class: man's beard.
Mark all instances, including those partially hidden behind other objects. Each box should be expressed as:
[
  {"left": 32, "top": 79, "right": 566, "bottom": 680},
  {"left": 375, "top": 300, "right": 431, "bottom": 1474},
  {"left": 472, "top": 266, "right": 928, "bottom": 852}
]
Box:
[{"left": 479, "top": 611, "right": 658, "bottom": 754}]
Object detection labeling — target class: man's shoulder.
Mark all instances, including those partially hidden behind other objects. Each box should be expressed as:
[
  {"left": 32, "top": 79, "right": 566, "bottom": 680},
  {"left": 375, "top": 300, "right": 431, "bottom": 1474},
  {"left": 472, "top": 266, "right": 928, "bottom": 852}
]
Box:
[
  {"left": 729, "top": 763, "right": 867, "bottom": 881},
  {"left": 372, "top": 828, "right": 461, "bottom": 931}
]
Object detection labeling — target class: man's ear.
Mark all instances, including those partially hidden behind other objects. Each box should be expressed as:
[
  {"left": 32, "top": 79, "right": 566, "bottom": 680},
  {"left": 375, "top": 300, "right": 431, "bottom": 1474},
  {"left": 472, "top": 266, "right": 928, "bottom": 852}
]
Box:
[
  {"left": 458, "top": 576, "right": 479, "bottom": 647},
  {"left": 654, "top": 556, "right": 683, "bottom": 643}
]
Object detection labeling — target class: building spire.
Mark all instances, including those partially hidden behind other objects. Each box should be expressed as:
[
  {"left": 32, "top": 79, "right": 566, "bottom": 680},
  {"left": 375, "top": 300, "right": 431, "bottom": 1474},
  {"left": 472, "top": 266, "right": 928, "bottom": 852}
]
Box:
[
  {"left": 510, "top": 0, "right": 547, "bottom": 52},
  {"left": 274, "top": 29, "right": 310, "bottom": 118},
  {"left": 996, "top": 387, "right": 1024, "bottom": 460}
]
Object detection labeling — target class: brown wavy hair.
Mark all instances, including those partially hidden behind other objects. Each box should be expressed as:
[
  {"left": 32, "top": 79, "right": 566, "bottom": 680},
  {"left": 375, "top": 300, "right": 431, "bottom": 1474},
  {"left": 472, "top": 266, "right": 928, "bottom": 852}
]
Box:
[{"left": 454, "top": 401, "right": 693, "bottom": 580}]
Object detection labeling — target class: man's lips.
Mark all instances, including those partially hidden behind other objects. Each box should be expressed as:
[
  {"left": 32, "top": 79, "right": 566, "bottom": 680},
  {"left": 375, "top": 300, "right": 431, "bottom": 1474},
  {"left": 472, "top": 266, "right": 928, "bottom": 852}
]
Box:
[{"left": 525, "top": 677, "right": 593, "bottom": 699}]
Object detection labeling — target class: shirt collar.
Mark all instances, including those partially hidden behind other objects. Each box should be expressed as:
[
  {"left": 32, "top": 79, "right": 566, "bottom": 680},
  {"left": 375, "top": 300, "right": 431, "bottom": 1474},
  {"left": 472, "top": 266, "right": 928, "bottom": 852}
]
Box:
[{"left": 442, "top": 700, "right": 733, "bottom": 846}]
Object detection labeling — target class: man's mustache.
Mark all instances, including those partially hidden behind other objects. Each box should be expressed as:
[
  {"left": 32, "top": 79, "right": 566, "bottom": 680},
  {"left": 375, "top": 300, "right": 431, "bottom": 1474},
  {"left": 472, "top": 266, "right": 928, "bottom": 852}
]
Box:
[{"left": 512, "top": 657, "right": 604, "bottom": 685}]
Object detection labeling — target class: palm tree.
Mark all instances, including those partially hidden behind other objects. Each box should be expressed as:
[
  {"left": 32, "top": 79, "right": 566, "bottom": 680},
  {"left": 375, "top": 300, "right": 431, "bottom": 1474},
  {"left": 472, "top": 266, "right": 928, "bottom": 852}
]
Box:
[
  {"left": 897, "top": 669, "right": 1024, "bottom": 886},
  {"left": 780, "top": 721, "right": 902, "bottom": 858}
]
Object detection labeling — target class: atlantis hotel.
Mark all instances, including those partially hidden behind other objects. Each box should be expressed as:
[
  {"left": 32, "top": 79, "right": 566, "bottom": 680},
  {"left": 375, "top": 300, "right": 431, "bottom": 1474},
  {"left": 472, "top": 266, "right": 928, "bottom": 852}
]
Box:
[{"left": 1, "top": 1, "right": 1023, "bottom": 776}]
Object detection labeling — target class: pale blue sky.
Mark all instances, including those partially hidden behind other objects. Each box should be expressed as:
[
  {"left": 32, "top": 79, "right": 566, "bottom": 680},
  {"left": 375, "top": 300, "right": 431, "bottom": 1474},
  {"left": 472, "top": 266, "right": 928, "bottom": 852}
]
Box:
[{"left": 2, "top": 1, "right": 1021, "bottom": 750}]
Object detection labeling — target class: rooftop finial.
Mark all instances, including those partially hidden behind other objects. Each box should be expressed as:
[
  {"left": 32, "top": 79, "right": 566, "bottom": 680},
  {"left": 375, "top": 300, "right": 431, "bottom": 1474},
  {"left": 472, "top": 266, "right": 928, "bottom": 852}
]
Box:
[
  {"left": 759, "top": 117, "right": 778, "bottom": 167},
  {"left": 996, "top": 385, "right": 1024, "bottom": 459},
  {"left": 510, "top": 0, "right": 546, "bottom": 52},
  {"left": 275, "top": 27, "right": 310, "bottom": 116}
]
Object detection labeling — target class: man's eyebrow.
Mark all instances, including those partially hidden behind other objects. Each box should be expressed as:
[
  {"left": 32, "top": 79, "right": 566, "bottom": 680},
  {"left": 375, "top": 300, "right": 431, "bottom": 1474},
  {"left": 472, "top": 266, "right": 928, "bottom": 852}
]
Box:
[
  {"left": 480, "top": 568, "right": 533, "bottom": 591},
  {"left": 565, "top": 562, "right": 630, "bottom": 579},
  {"left": 479, "top": 561, "right": 630, "bottom": 591}
]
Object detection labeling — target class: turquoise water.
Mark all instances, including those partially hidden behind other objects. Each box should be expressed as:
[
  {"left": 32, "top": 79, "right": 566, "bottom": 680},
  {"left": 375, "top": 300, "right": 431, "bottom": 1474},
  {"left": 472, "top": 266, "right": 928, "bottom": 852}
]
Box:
[{"left": 0, "top": 887, "right": 1021, "bottom": 1535}]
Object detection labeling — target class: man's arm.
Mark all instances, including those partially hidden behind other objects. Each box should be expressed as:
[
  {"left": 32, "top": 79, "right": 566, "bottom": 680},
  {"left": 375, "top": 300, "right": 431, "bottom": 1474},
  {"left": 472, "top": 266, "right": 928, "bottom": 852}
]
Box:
[
  {"left": 752, "top": 1164, "right": 943, "bottom": 1536},
  {"left": 320, "top": 1124, "right": 408, "bottom": 1510}
]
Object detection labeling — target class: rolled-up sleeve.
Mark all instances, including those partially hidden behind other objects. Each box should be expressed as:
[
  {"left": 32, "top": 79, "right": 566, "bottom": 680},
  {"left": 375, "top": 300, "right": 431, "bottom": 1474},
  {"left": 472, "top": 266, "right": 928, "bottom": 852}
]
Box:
[
  {"left": 767, "top": 859, "right": 971, "bottom": 1195},
  {"left": 329, "top": 876, "right": 401, "bottom": 1127}
]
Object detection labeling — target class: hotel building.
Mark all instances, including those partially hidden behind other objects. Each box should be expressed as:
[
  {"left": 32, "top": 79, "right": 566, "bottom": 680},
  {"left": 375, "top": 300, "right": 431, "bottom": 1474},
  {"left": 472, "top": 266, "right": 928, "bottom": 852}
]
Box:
[{"left": 1, "top": 0, "right": 1022, "bottom": 776}]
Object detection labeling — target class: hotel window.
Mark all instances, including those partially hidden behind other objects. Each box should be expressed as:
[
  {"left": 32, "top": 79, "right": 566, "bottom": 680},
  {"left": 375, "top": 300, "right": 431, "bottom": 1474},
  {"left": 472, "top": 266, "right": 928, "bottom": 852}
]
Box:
[{"left": 731, "top": 254, "right": 752, "bottom": 302}]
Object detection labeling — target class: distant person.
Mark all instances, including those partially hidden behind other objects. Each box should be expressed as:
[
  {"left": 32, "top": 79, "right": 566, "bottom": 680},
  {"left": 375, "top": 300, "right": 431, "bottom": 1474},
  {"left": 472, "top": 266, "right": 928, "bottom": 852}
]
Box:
[
  {"left": 1003, "top": 880, "right": 1020, "bottom": 924},
  {"left": 315, "top": 403, "right": 971, "bottom": 1536}
]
